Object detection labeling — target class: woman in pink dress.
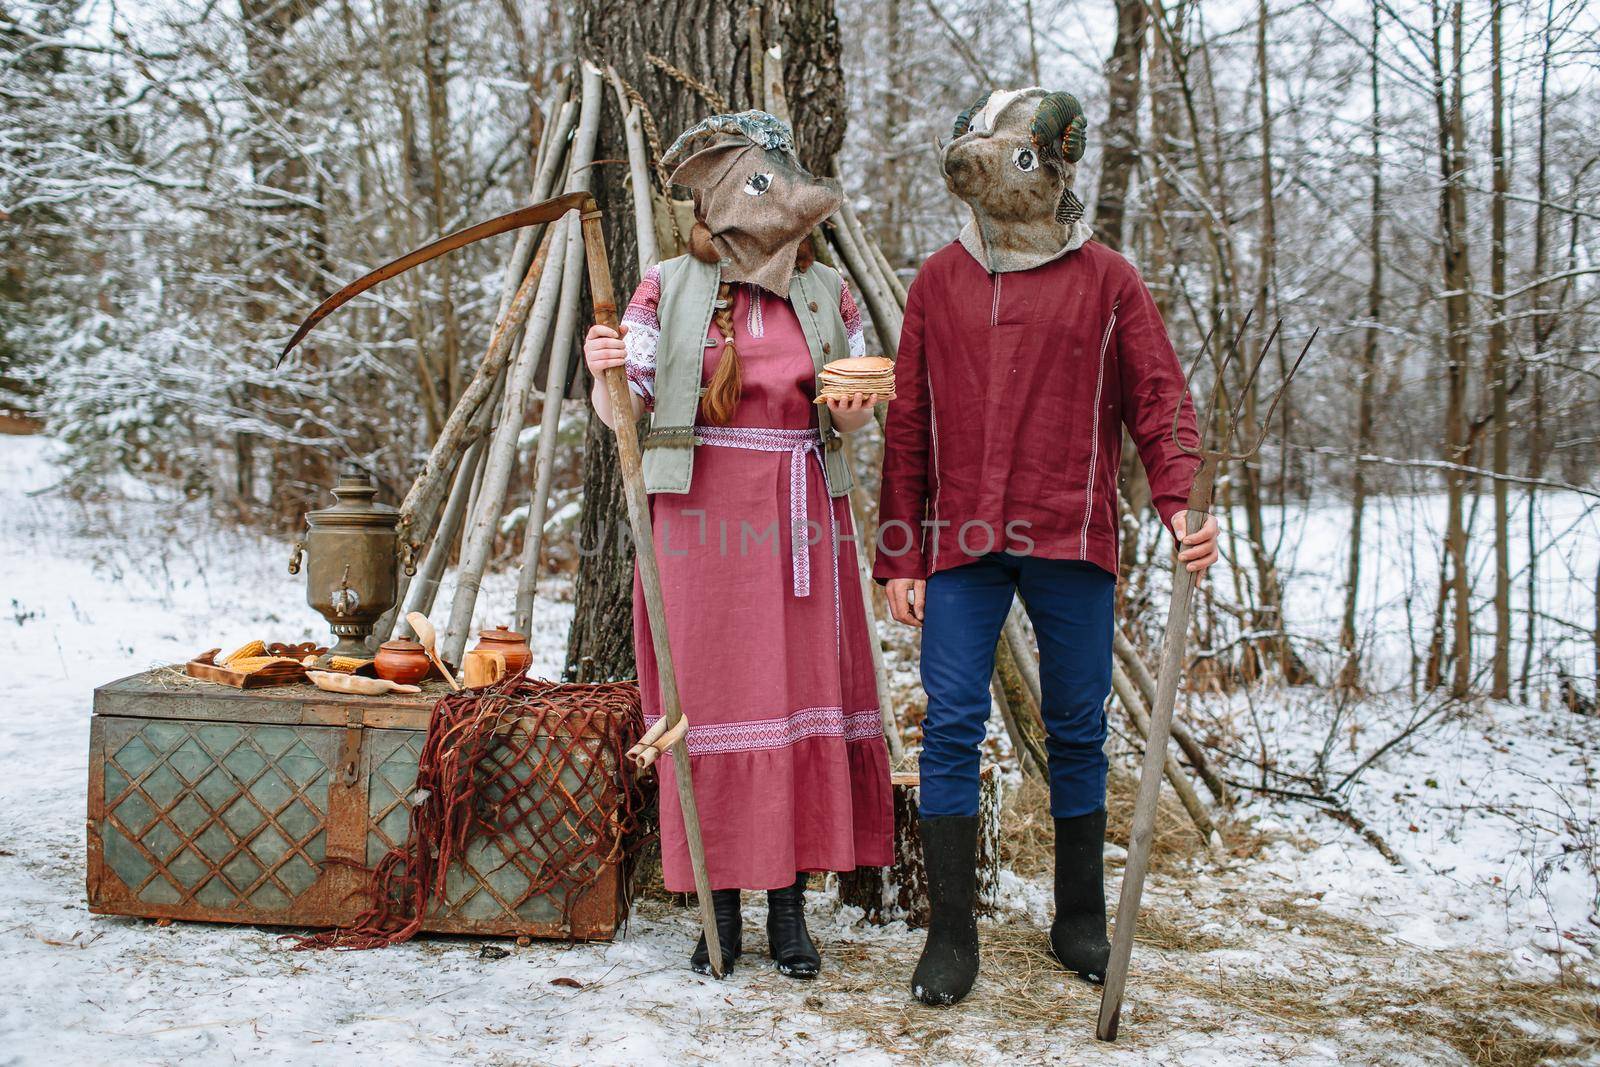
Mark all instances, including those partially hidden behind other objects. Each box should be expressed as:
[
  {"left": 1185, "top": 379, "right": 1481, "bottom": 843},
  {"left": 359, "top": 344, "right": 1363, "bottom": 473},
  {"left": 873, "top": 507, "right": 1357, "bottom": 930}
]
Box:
[{"left": 583, "top": 112, "right": 893, "bottom": 978}]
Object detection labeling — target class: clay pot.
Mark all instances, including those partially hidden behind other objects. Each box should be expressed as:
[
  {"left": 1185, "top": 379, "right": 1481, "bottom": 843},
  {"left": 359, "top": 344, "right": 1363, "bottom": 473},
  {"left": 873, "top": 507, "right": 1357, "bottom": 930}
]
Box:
[
  {"left": 474, "top": 627, "right": 532, "bottom": 676},
  {"left": 374, "top": 639, "right": 431, "bottom": 685}
]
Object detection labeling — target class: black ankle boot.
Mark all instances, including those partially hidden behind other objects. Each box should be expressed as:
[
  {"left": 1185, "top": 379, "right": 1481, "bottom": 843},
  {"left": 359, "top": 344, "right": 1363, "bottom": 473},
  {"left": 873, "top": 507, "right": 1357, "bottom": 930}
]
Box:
[
  {"left": 1049, "top": 809, "right": 1110, "bottom": 985},
  {"left": 911, "top": 816, "right": 980, "bottom": 1005},
  {"left": 766, "top": 873, "right": 821, "bottom": 979},
  {"left": 690, "top": 889, "right": 743, "bottom": 977}
]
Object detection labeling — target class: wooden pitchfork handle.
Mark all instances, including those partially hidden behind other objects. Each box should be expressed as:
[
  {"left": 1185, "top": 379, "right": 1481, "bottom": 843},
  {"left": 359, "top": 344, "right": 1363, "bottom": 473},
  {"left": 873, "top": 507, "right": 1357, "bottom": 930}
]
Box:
[
  {"left": 577, "top": 203, "right": 726, "bottom": 978},
  {"left": 1096, "top": 457, "right": 1219, "bottom": 1040}
]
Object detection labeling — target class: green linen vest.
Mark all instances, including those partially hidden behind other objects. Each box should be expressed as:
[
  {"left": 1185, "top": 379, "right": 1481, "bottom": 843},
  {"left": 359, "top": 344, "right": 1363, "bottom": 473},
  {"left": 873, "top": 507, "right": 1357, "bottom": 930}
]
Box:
[{"left": 640, "top": 254, "right": 855, "bottom": 498}]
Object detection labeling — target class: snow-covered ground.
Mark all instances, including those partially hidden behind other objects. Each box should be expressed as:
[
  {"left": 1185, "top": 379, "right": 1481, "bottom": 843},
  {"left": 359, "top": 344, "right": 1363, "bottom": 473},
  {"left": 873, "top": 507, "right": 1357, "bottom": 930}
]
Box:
[{"left": 1, "top": 433, "right": 1595, "bottom": 1065}]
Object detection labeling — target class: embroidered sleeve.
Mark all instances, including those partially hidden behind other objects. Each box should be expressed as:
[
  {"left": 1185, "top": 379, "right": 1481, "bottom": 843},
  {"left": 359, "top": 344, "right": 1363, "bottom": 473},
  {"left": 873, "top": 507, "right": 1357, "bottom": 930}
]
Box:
[
  {"left": 622, "top": 264, "right": 662, "bottom": 411},
  {"left": 839, "top": 278, "right": 867, "bottom": 357}
]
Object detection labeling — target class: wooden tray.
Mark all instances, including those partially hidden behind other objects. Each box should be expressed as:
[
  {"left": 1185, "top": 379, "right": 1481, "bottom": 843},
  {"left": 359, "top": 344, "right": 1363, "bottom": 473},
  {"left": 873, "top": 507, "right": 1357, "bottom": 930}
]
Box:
[{"left": 185, "top": 647, "right": 318, "bottom": 689}]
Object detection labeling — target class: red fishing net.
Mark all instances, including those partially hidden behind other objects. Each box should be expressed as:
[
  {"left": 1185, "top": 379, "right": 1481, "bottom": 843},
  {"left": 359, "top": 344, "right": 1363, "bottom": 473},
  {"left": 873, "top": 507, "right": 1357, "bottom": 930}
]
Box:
[{"left": 296, "top": 675, "right": 651, "bottom": 950}]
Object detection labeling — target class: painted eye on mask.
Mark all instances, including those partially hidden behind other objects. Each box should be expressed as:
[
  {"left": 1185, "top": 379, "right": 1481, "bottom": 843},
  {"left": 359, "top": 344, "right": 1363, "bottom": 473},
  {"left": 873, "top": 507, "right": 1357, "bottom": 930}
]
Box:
[
  {"left": 744, "top": 172, "right": 773, "bottom": 195},
  {"left": 1012, "top": 147, "right": 1039, "bottom": 172}
]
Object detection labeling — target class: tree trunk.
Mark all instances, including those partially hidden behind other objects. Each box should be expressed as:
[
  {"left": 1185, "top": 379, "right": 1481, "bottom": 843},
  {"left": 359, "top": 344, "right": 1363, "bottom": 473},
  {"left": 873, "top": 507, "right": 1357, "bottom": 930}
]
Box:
[
  {"left": 1094, "top": 0, "right": 1146, "bottom": 252},
  {"left": 1487, "top": 0, "right": 1511, "bottom": 699},
  {"left": 1435, "top": 0, "right": 1473, "bottom": 700},
  {"left": 1340, "top": 0, "right": 1383, "bottom": 692},
  {"left": 566, "top": 0, "right": 847, "bottom": 680}
]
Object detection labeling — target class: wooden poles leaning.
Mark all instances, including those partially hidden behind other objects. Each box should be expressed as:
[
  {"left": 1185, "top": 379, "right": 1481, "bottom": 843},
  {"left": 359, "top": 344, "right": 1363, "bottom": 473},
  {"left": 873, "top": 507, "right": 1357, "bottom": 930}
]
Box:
[
  {"left": 1115, "top": 625, "right": 1230, "bottom": 806},
  {"left": 511, "top": 214, "right": 585, "bottom": 634},
  {"left": 608, "top": 67, "right": 661, "bottom": 269},
  {"left": 440, "top": 224, "right": 566, "bottom": 664},
  {"left": 1112, "top": 659, "right": 1219, "bottom": 846},
  {"left": 441, "top": 66, "right": 604, "bottom": 665}
]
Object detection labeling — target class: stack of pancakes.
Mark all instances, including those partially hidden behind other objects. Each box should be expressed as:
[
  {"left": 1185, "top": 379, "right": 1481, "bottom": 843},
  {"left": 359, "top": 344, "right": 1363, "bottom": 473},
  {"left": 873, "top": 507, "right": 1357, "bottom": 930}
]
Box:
[{"left": 814, "top": 356, "right": 896, "bottom": 404}]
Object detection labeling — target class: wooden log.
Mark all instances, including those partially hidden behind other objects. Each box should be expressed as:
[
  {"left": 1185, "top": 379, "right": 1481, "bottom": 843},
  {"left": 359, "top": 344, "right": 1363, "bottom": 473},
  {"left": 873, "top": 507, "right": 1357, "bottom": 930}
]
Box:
[
  {"left": 841, "top": 199, "right": 908, "bottom": 311},
  {"left": 837, "top": 766, "right": 1001, "bottom": 926},
  {"left": 1114, "top": 624, "right": 1230, "bottom": 806},
  {"left": 607, "top": 68, "right": 660, "bottom": 272},
  {"left": 493, "top": 93, "right": 577, "bottom": 324},
  {"left": 440, "top": 222, "right": 568, "bottom": 665},
  {"left": 391, "top": 93, "right": 577, "bottom": 550},
  {"left": 1112, "top": 660, "right": 1219, "bottom": 847},
  {"left": 511, "top": 193, "right": 592, "bottom": 632},
  {"left": 442, "top": 68, "right": 604, "bottom": 666},
  {"left": 391, "top": 438, "right": 485, "bottom": 641},
  {"left": 824, "top": 223, "right": 900, "bottom": 356},
  {"left": 860, "top": 212, "right": 909, "bottom": 310},
  {"left": 396, "top": 226, "right": 554, "bottom": 550},
  {"left": 993, "top": 640, "right": 1048, "bottom": 778},
  {"left": 1003, "top": 602, "right": 1044, "bottom": 709},
  {"left": 838, "top": 430, "right": 904, "bottom": 763}
]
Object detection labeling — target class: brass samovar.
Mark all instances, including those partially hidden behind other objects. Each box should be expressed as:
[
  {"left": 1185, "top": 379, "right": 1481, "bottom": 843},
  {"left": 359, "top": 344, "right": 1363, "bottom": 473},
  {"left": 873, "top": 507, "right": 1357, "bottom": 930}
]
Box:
[{"left": 288, "top": 463, "right": 415, "bottom": 662}]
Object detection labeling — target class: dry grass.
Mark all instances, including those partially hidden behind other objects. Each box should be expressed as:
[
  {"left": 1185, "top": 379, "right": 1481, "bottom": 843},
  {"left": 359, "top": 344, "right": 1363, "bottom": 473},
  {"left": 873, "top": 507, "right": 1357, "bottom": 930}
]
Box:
[
  {"left": 809, "top": 882, "right": 1599, "bottom": 1067},
  {"left": 807, "top": 779, "right": 1599, "bottom": 1065},
  {"left": 999, "top": 766, "right": 1272, "bottom": 882}
]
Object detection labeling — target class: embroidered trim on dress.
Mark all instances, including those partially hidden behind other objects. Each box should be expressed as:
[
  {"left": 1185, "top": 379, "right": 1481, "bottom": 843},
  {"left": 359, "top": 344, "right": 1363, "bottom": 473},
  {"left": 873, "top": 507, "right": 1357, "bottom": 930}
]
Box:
[
  {"left": 695, "top": 425, "right": 825, "bottom": 598},
  {"left": 645, "top": 706, "right": 884, "bottom": 755}
]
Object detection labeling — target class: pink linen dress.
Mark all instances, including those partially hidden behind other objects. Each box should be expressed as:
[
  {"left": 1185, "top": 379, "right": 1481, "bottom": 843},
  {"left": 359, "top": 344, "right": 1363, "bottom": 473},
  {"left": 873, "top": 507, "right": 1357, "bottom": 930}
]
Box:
[{"left": 622, "top": 267, "right": 894, "bottom": 891}]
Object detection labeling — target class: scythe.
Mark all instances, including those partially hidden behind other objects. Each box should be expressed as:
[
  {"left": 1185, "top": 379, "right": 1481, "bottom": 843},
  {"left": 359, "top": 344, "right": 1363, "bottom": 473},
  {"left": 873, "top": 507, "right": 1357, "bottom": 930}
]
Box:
[{"left": 280, "top": 192, "right": 728, "bottom": 976}]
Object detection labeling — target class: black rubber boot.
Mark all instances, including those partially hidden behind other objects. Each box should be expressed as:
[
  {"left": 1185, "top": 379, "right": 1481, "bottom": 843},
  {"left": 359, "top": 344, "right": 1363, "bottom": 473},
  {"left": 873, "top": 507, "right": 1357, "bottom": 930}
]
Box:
[
  {"left": 766, "top": 873, "right": 821, "bottom": 979},
  {"left": 690, "top": 889, "right": 743, "bottom": 977},
  {"left": 1049, "top": 809, "right": 1111, "bottom": 985},
  {"left": 911, "top": 815, "right": 980, "bottom": 1006}
]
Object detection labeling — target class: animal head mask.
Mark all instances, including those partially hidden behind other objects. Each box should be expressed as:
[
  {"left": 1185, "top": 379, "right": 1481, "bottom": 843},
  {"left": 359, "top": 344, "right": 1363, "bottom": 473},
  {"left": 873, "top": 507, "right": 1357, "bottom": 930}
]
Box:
[
  {"left": 663, "top": 111, "right": 842, "bottom": 295},
  {"left": 940, "top": 88, "right": 1093, "bottom": 273}
]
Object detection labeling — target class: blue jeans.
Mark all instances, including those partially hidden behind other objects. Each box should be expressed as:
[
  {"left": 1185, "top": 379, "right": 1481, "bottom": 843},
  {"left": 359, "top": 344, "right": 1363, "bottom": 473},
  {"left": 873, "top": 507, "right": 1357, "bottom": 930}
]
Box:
[{"left": 919, "top": 553, "right": 1115, "bottom": 819}]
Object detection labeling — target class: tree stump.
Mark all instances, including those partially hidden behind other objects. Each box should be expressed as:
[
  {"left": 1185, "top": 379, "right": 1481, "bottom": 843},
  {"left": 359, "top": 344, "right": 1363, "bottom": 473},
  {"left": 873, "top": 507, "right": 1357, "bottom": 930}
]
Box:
[{"left": 838, "top": 765, "right": 1001, "bottom": 927}]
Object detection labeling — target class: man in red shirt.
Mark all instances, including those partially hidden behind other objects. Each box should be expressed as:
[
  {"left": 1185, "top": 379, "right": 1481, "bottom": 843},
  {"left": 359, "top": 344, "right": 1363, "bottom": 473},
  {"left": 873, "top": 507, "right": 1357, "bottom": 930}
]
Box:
[{"left": 873, "top": 88, "right": 1219, "bottom": 1006}]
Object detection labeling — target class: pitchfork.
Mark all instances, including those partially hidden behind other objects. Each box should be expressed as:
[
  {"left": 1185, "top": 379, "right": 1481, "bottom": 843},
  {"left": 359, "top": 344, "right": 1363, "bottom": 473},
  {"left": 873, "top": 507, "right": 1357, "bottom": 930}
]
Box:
[{"left": 1096, "top": 314, "right": 1314, "bottom": 1041}]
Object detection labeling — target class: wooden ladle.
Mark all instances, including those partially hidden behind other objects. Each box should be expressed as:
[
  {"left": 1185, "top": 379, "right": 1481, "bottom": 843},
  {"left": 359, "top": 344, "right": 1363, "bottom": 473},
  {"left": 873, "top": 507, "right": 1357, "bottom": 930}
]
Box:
[{"left": 404, "top": 611, "right": 461, "bottom": 691}]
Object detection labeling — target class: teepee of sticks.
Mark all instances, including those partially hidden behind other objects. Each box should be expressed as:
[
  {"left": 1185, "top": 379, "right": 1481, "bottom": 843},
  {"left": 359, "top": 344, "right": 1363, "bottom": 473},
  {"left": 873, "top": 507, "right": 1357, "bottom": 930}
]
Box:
[{"left": 364, "top": 55, "right": 1224, "bottom": 833}]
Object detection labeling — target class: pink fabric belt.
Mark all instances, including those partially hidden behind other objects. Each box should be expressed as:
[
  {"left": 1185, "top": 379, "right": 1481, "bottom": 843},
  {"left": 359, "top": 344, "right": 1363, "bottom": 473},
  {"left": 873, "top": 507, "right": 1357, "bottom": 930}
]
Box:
[{"left": 696, "top": 425, "right": 824, "bottom": 597}]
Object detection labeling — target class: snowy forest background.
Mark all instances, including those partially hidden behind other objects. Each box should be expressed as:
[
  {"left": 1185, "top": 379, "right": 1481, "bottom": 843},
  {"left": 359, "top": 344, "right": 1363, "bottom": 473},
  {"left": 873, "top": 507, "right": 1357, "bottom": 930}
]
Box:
[
  {"left": 4, "top": 0, "right": 1598, "bottom": 704},
  {"left": 2, "top": 0, "right": 1600, "bottom": 1062}
]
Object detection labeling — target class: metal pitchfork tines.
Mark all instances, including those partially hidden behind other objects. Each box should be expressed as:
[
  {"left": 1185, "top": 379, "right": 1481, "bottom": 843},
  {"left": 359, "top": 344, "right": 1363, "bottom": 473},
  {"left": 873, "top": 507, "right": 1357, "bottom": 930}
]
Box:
[{"left": 1096, "top": 314, "right": 1315, "bottom": 1042}]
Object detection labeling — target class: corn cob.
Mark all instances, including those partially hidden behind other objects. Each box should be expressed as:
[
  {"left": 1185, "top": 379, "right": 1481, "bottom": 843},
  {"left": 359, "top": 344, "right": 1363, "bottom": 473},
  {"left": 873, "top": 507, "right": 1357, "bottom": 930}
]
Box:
[
  {"left": 325, "top": 656, "right": 371, "bottom": 674},
  {"left": 219, "top": 640, "right": 266, "bottom": 666},
  {"left": 226, "top": 655, "right": 299, "bottom": 675}
]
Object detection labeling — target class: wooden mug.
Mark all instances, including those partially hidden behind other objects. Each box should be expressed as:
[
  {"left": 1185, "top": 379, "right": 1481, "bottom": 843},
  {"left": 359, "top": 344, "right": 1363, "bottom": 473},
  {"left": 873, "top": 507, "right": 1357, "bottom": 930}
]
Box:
[{"left": 462, "top": 648, "right": 506, "bottom": 689}]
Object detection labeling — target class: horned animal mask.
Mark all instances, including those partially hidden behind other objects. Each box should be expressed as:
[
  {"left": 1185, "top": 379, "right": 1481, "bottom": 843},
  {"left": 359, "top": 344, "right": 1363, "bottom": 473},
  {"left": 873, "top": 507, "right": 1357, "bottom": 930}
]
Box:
[{"left": 941, "top": 88, "right": 1093, "bottom": 273}]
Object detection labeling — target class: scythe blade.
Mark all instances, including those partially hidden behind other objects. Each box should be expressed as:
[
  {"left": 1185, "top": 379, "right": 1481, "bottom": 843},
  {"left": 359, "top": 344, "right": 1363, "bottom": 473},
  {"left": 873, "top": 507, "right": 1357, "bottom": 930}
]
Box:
[{"left": 277, "top": 190, "right": 594, "bottom": 365}]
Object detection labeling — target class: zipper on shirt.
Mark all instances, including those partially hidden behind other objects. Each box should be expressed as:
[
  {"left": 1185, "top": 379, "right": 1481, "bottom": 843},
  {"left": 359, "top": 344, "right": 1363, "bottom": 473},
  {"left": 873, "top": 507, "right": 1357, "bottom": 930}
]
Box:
[{"left": 989, "top": 272, "right": 1002, "bottom": 326}]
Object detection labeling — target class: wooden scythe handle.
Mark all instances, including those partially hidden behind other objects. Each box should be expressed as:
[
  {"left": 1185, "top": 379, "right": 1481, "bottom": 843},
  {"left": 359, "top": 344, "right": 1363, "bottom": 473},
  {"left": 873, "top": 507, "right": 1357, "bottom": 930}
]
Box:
[{"left": 577, "top": 202, "right": 726, "bottom": 977}]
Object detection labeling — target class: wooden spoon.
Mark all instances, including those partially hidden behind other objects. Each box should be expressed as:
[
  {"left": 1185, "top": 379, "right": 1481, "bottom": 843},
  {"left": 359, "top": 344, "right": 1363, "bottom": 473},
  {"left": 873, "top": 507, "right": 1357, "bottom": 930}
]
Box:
[
  {"left": 405, "top": 611, "right": 461, "bottom": 691},
  {"left": 306, "top": 671, "right": 421, "bottom": 697}
]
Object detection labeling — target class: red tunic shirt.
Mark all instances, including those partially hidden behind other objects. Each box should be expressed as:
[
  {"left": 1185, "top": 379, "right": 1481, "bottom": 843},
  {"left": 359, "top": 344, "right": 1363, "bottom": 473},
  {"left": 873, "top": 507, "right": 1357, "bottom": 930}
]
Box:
[{"left": 873, "top": 239, "right": 1201, "bottom": 583}]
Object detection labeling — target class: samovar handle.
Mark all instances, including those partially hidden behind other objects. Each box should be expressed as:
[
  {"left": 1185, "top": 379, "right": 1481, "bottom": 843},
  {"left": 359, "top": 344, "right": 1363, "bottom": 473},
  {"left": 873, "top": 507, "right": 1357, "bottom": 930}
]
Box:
[
  {"left": 288, "top": 539, "right": 306, "bottom": 575},
  {"left": 400, "top": 538, "right": 419, "bottom": 578}
]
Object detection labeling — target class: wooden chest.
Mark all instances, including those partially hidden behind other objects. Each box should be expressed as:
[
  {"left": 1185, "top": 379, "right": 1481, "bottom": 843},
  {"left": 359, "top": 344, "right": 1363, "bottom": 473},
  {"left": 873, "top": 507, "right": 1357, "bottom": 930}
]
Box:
[{"left": 87, "top": 670, "right": 628, "bottom": 939}]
